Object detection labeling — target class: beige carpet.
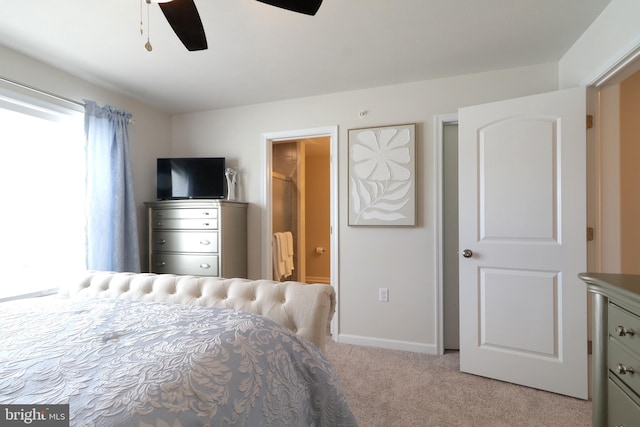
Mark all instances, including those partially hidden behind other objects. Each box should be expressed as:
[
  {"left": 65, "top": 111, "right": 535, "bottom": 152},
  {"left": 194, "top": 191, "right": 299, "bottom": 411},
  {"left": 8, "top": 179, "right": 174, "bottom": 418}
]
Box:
[{"left": 324, "top": 340, "right": 591, "bottom": 427}]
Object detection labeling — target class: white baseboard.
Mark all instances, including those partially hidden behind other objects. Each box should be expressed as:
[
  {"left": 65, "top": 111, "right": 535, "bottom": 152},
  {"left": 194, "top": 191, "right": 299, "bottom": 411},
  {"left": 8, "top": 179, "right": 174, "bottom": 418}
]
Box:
[{"left": 335, "top": 334, "right": 438, "bottom": 355}]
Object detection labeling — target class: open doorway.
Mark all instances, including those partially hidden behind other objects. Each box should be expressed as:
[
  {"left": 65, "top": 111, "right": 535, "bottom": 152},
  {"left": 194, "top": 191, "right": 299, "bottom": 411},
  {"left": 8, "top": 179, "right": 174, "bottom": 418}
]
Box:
[
  {"left": 442, "top": 122, "right": 459, "bottom": 351},
  {"left": 589, "top": 66, "right": 640, "bottom": 274},
  {"left": 272, "top": 138, "right": 331, "bottom": 283},
  {"left": 435, "top": 113, "right": 459, "bottom": 355}
]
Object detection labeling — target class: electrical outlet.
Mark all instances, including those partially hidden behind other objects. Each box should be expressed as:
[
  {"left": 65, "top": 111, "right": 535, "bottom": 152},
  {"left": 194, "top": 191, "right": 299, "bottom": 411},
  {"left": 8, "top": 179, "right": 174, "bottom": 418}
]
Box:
[{"left": 379, "top": 288, "right": 389, "bottom": 302}]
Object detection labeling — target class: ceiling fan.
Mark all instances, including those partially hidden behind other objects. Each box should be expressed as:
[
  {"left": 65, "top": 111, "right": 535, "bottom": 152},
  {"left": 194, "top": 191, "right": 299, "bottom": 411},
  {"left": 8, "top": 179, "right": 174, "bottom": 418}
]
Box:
[{"left": 146, "top": 0, "right": 323, "bottom": 52}]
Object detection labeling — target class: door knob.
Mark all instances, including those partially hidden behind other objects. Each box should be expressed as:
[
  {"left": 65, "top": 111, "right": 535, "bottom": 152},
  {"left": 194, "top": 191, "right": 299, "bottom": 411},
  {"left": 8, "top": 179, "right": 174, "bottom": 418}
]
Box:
[{"left": 462, "top": 249, "right": 473, "bottom": 258}]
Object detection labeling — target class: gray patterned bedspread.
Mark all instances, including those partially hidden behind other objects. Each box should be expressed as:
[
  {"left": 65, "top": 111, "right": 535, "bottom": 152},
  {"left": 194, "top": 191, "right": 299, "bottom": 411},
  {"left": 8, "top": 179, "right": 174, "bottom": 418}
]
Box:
[{"left": 0, "top": 297, "right": 357, "bottom": 427}]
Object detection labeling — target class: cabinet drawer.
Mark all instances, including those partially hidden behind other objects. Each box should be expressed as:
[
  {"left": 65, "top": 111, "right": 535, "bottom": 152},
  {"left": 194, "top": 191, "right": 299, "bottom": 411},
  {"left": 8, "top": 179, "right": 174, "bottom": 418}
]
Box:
[
  {"left": 609, "top": 338, "right": 640, "bottom": 395},
  {"left": 610, "top": 303, "right": 640, "bottom": 355},
  {"left": 152, "top": 231, "right": 218, "bottom": 253},
  {"left": 151, "top": 254, "right": 219, "bottom": 276},
  {"left": 151, "top": 218, "right": 218, "bottom": 230},
  {"left": 151, "top": 208, "right": 218, "bottom": 219},
  {"left": 609, "top": 377, "right": 640, "bottom": 426}
]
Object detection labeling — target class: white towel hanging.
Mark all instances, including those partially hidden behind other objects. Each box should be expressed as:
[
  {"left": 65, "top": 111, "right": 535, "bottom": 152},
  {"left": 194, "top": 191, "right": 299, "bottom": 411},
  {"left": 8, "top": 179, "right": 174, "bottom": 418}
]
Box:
[
  {"left": 272, "top": 233, "right": 286, "bottom": 280},
  {"left": 283, "top": 231, "right": 294, "bottom": 277}
]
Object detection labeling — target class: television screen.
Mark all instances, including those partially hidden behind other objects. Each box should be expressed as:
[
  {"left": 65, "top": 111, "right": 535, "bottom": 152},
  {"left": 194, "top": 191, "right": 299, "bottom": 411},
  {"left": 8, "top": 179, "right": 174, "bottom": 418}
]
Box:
[{"left": 157, "top": 157, "right": 226, "bottom": 199}]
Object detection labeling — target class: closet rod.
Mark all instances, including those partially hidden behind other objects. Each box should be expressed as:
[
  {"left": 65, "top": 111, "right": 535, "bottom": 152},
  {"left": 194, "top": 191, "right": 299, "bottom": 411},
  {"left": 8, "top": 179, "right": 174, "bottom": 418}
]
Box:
[{"left": 0, "top": 75, "right": 84, "bottom": 107}]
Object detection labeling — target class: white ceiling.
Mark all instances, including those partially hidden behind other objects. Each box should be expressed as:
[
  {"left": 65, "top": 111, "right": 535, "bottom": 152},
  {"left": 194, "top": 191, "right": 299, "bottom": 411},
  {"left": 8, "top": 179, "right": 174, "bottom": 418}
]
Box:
[{"left": 0, "top": 0, "right": 611, "bottom": 114}]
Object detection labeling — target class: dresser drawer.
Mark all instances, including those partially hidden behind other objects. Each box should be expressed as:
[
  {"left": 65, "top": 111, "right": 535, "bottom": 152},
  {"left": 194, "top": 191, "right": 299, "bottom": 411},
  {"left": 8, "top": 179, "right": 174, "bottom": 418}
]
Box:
[
  {"left": 151, "top": 254, "right": 219, "bottom": 276},
  {"left": 609, "top": 338, "right": 640, "bottom": 395},
  {"left": 152, "top": 231, "right": 218, "bottom": 253},
  {"left": 610, "top": 303, "right": 640, "bottom": 355},
  {"left": 151, "top": 218, "right": 218, "bottom": 230},
  {"left": 609, "top": 377, "right": 640, "bottom": 427},
  {"left": 151, "top": 208, "right": 218, "bottom": 219}
]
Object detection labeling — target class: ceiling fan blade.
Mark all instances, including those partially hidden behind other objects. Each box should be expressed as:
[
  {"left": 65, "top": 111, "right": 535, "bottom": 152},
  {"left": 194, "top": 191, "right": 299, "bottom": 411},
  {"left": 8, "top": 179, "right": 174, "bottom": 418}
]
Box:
[
  {"left": 256, "top": 0, "right": 323, "bottom": 16},
  {"left": 158, "top": 0, "right": 207, "bottom": 51}
]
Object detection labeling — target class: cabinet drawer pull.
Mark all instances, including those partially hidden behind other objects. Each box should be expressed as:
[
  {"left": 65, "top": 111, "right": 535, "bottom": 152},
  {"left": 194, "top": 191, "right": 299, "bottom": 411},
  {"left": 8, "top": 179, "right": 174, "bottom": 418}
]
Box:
[
  {"left": 616, "top": 363, "right": 635, "bottom": 375},
  {"left": 157, "top": 239, "right": 167, "bottom": 245},
  {"left": 156, "top": 261, "right": 166, "bottom": 267},
  {"left": 200, "top": 263, "right": 211, "bottom": 269},
  {"left": 203, "top": 222, "right": 210, "bottom": 227},
  {"left": 156, "top": 222, "right": 164, "bottom": 227},
  {"left": 616, "top": 325, "right": 635, "bottom": 336},
  {"left": 203, "top": 211, "right": 210, "bottom": 216},
  {"left": 200, "top": 240, "right": 211, "bottom": 245}
]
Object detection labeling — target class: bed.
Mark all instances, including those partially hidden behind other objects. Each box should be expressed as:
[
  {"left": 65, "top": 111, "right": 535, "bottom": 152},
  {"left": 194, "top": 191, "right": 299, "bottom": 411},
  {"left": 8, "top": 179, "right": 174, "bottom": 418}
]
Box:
[{"left": 0, "top": 271, "right": 357, "bottom": 426}]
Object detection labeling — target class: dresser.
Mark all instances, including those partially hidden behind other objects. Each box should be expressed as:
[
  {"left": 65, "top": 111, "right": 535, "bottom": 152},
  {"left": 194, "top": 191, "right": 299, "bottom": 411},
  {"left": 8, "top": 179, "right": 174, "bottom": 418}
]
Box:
[
  {"left": 145, "top": 200, "right": 247, "bottom": 278},
  {"left": 579, "top": 273, "right": 640, "bottom": 427}
]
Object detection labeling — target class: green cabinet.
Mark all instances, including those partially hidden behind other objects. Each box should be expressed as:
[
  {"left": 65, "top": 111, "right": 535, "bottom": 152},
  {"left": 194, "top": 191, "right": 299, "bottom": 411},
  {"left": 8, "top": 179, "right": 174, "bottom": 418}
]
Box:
[{"left": 579, "top": 273, "right": 640, "bottom": 427}]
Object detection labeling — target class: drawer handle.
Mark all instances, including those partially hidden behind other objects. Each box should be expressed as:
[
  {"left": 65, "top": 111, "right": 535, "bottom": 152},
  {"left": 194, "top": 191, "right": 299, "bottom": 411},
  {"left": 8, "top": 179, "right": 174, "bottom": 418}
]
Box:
[
  {"left": 156, "top": 222, "right": 164, "bottom": 227},
  {"left": 203, "top": 211, "right": 210, "bottom": 216},
  {"left": 616, "top": 363, "right": 635, "bottom": 375},
  {"left": 156, "top": 261, "right": 166, "bottom": 267},
  {"left": 200, "top": 263, "right": 211, "bottom": 269},
  {"left": 200, "top": 240, "right": 211, "bottom": 245},
  {"left": 616, "top": 325, "right": 635, "bottom": 337},
  {"left": 157, "top": 239, "right": 166, "bottom": 245},
  {"left": 203, "top": 222, "right": 210, "bottom": 227}
]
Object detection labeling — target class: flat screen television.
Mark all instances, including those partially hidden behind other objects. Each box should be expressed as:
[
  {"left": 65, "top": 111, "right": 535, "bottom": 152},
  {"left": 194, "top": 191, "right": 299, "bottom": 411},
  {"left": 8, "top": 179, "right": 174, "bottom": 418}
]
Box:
[{"left": 157, "top": 157, "right": 226, "bottom": 200}]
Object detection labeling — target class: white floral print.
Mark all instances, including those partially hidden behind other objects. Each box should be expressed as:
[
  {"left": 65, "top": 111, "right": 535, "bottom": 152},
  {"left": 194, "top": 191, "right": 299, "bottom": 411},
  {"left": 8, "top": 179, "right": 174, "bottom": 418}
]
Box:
[{"left": 349, "top": 125, "right": 414, "bottom": 224}]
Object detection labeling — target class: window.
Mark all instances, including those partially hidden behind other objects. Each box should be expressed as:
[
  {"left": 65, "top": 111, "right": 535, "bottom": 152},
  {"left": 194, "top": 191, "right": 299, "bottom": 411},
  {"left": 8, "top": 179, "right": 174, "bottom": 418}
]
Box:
[{"left": 0, "top": 87, "right": 85, "bottom": 293}]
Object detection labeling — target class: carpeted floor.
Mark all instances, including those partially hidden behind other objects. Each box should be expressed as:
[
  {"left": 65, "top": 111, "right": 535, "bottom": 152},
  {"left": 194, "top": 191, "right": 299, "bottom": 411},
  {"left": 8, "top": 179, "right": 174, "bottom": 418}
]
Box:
[{"left": 324, "top": 340, "right": 591, "bottom": 427}]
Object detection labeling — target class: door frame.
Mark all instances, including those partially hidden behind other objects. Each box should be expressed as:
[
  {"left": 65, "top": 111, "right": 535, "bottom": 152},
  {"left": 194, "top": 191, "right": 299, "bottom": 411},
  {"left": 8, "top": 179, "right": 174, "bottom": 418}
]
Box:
[{"left": 262, "top": 125, "right": 340, "bottom": 336}]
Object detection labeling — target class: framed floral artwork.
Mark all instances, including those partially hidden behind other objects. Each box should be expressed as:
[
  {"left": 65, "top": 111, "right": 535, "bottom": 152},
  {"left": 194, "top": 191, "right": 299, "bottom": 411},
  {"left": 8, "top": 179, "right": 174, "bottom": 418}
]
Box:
[{"left": 348, "top": 123, "right": 416, "bottom": 226}]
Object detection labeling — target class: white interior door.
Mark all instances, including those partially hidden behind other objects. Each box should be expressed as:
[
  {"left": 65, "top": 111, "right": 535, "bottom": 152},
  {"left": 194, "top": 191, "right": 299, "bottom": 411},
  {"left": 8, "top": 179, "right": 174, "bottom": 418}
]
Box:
[{"left": 458, "top": 87, "right": 588, "bottom": 399}]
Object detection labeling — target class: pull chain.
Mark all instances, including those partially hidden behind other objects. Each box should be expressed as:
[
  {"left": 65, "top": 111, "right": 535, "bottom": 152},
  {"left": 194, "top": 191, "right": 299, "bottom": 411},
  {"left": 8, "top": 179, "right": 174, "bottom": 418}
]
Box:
[
  {"left": 145, "top": 0, "right": 153, "bottom": 51},
  {"left": 140, "top": 0, "right": 153, "bottom": 51}
]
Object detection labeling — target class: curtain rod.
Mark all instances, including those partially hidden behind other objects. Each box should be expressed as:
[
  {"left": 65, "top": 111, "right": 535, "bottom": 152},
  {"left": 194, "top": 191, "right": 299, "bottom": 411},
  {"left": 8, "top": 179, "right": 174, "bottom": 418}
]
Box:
[
  {"left": 0, "top": 75, "right": 136, "bottom": 125},
  {"left": 0, "top": 75, "right": 84, "bottom": 107}
]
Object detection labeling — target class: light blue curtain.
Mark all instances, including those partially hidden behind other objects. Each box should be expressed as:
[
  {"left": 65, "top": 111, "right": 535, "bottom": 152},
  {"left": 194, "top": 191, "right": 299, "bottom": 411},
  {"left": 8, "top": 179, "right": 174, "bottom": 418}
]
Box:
[{"left": 84, "top": 100, "right": 140, "bottom": 272}]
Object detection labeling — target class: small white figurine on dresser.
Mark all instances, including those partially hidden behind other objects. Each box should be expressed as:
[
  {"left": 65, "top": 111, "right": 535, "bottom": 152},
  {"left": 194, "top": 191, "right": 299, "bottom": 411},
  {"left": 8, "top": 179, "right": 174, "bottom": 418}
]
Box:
[{"left": 225, "top": 167, "right": 238, "bottom": 201}]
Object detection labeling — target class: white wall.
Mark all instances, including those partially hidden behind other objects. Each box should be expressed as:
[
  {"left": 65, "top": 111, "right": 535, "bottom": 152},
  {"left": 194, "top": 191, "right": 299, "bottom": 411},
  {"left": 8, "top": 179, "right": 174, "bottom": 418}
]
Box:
[
  {"left": 0, "top": 45, "right": 172, "bottom": 265},
  {"left": 171, "top": 63, "right": 558, "bottom": 352},
  {"left": 559, "top": 0, "right": 640, "bottom": 88}
]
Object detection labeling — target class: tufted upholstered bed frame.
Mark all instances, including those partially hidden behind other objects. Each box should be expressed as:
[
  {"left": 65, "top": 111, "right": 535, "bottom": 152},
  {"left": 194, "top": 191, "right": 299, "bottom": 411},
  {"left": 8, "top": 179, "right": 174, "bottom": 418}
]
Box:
[{"left": 58, "top": 270, "right": 335, "bottom": 351}]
